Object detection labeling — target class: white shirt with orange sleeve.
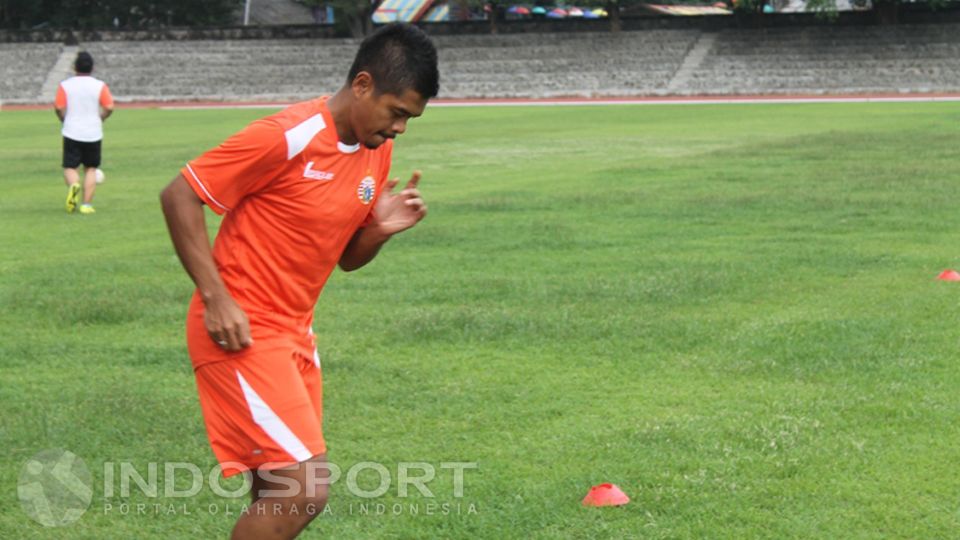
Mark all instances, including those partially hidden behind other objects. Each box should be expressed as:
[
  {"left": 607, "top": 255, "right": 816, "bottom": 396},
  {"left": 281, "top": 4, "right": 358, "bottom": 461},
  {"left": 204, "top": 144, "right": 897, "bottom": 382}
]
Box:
[{"left": 56, "top": 75, "right": 113, "bottom": 142}]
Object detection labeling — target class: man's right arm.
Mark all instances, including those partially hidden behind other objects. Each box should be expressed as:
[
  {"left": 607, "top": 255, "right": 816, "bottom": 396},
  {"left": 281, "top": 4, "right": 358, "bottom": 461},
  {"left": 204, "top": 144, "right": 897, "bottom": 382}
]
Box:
[
  {"left": 160, "top": 173, "right": 252, "bottom": 351},
  {"left": 54, "top": 85, "right": 66, "bottom": 122}
]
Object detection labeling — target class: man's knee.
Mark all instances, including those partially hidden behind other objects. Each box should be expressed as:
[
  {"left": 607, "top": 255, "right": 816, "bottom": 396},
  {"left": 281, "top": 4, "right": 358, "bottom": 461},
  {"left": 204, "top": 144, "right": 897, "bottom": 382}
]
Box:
[
  {"left": 297, "top": 458, "right": 330, "bottom": 511},
  {"left": 251, "top": 455, "right": 331, "bottom": 510},
  {"left": 272, "top": 478, "right": 327, "bottom": 529},
  {"left": 297, "top": 482, "right": 328, "bottom": 519}
]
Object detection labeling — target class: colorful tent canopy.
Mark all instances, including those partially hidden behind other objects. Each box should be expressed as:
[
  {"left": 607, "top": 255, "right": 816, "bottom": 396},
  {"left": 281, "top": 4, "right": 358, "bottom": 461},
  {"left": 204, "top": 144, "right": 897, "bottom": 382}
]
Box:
[
  {"left": 372, "top": 0, "right": 436, "bottom": 22},
  {"left": 421, "top": 3, "right": 450, "bottom": 21},
  {"left": 642, "top": 3, "right": 732, "bottom": 15}
]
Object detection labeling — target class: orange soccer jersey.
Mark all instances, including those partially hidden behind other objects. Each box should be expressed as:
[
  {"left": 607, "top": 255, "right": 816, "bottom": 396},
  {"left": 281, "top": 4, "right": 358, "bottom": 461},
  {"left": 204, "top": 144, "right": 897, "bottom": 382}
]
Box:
[
  {"left": 182, "top": 97, "right": 392, "bottom": 366},
  {"left": 181, "top": 97, "right": 392, "bottom": 475}
]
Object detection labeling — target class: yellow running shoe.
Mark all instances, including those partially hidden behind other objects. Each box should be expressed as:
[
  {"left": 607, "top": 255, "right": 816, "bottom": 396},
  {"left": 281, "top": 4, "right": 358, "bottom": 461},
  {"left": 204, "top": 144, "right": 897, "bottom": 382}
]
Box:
[
  {"left": 79, "top": 204, "right": 96, "bottom": 215},
  {"left": 65, "top": 183, "right": 80, "bottom": 213}
]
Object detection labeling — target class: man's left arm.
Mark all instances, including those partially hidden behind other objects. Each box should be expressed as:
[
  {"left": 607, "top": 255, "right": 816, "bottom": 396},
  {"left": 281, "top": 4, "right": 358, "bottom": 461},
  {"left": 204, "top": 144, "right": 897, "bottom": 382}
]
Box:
[
  {"left": 339, "top": 171, "right": 427, "bottom": 272},
  {"left": 99, "top": 84, "right": 114, "bottom": 121}
]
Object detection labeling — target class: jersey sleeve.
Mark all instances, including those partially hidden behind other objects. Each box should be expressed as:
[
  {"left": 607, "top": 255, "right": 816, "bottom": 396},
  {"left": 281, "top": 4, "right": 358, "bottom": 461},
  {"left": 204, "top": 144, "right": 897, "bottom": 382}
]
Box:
[
  {"left": 181, "top": 119, "right": 287, "bottom": 215},
  {"left": 359, "top": 140, "right": 394, "bottom": 228},
  {"left": 55, "top": 85, "right": 67, "bottom": 109},
  {"left": 99, "top": 84, "right": 114, "bottom": 108}
]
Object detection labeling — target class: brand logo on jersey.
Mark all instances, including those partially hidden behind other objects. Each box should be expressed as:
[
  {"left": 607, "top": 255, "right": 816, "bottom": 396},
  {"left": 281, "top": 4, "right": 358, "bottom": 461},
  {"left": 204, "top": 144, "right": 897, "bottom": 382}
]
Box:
[
  {"left": 357, "top": 177, "right": 376, "bottom": 205},
  {"left": 303, "top": 161, "right": 334, "bottom": 181}
]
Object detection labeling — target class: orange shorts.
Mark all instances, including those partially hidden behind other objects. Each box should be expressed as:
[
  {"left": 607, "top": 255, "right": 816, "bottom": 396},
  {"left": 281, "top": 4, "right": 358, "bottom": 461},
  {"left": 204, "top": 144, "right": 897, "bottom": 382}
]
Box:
[
  {"left": 187, "top": 299, "right": 325, "bottom": 478},
  {"left": 193, "top": 348, "right": 326, "bottom": 478}
]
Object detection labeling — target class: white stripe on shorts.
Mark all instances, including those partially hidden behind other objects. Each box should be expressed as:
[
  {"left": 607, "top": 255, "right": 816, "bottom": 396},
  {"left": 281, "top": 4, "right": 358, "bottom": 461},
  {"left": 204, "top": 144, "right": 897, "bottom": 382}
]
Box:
[{"left": 236, "top": 371, "right": 313, "bottom": 462}]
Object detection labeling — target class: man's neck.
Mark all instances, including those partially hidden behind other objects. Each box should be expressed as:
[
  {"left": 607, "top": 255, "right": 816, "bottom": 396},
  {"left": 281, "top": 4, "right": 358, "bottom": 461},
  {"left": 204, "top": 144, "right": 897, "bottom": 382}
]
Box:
[{"left": 326, "top": 88, "right": 358, "bottom": 145}]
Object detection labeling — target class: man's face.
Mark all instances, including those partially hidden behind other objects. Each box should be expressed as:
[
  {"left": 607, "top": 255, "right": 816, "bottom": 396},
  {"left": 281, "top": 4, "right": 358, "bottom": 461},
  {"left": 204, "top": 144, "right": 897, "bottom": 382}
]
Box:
[{"left": 352, "top": 80, "right": 428, "bottom": 149}]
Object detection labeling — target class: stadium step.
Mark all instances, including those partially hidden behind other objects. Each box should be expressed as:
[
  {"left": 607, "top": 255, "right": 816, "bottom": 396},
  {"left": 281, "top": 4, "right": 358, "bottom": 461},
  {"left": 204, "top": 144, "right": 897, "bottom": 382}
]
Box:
[
  {"left": 667, "top": 31, "right": 718, "bottom": 94},
  {"left": 38, "top": 45, "right": 78, "bottom": 102}
]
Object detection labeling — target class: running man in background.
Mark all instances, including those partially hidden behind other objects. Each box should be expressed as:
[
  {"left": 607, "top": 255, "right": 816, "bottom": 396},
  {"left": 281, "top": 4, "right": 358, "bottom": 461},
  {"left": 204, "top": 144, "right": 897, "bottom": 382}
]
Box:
[
  {"left": 56, "top": 51, "right": 113, "bottom": 215},
  {"left": 160, "top": 23, "right": 438, "bottom": 539}
]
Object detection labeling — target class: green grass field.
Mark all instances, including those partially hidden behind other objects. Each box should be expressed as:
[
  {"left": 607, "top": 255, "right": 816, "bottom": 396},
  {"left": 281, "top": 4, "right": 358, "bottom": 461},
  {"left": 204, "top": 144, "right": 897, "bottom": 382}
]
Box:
[{"left": 2, "top": 102, "right": 960, "bottom": 539}]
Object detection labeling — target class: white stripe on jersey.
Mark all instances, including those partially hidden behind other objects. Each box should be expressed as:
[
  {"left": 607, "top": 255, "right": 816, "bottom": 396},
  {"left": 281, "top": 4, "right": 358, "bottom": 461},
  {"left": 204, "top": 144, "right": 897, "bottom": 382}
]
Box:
[
  {"left": 284, "top": 114, "right": 326, "bottom": 160},
  {"left": 185, "top": 163, "right": 230, "bottom": 212}
]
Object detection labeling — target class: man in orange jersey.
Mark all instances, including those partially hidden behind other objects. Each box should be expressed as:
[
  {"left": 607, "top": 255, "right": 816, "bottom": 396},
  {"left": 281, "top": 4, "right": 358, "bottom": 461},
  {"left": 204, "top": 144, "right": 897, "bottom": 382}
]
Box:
[{"left": 160, "top": 23, "right": 438, "bottom": 539}]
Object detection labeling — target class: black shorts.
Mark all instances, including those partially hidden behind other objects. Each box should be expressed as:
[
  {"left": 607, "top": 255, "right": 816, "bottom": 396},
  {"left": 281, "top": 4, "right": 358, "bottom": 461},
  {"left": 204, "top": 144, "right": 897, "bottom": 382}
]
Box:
[{"left": 62, "top": 137, "right": 101, "bottom": 168}]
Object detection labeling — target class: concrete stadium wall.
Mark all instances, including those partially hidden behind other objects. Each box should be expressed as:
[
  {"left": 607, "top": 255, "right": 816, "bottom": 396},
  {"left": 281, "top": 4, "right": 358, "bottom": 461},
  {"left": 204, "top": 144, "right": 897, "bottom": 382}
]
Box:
[
  {"left": 683, "top": 24, "right": 960, "bottom": 95},
  {"left": 3, "top": 20, "right": 960, "bottom": 104},
  {"left": 0, "top": 43, "right": 61, "bottom": 102}
]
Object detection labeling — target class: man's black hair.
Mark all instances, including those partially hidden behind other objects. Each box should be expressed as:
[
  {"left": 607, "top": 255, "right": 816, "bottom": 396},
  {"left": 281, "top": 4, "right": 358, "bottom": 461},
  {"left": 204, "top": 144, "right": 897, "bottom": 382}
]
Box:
[
  {"left": 347, "top": 23, "right": 439, "bottom": 99},
  {"left": 75, "top": 51, "right": 94, "bottom": 74}
]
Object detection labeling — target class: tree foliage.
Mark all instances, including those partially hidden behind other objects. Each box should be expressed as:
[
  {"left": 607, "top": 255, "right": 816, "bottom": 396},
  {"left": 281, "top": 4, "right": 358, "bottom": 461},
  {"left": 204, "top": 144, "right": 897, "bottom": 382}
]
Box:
[
  {"left": 0, "top": 0, "right": 241, "bottom": 30},
  {"left": 735, "top": 0, "right": 956, "bottom": 18}
]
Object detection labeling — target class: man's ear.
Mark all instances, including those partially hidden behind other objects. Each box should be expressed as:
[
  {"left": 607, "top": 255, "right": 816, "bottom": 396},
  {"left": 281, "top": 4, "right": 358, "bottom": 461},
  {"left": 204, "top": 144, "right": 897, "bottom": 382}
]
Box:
[{"left": 351, "top": 71, "right": 375, "bottom": 99}]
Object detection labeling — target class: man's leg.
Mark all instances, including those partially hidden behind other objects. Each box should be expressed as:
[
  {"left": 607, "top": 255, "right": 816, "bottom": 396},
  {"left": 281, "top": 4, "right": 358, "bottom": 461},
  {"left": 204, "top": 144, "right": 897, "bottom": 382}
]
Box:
[
  {"left": 62, "top": 137, "right": 82, "bottom": 213},
  {"left": 63, "top": 168, "right": 79, "bottom": 187},
  {"left": 232, "top": 453, "right": 330, "bottom": 540},
  {"left": 78, "top": 140, "right": 101, "bottom": 210},
  {"left": 64, "top": 168, "right": 81, "bottom": 213},
  {"left": 82, "top": 166, "right": 97, "bottom": 204}
]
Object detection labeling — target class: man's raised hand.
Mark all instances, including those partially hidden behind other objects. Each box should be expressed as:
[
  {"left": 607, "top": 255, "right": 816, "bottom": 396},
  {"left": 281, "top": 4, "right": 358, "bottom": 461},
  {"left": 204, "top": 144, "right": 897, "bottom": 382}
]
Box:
[{"left": 371, "top": 170, "right": 427, "bottom": 236}]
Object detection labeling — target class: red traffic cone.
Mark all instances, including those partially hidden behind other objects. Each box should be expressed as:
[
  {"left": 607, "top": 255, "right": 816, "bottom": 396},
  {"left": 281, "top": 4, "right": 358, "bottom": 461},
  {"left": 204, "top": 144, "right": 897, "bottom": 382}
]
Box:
[
  {"left": 582, "top": 483, "right": 630, "bottom": 507},
  {"left": 938, "top": 270, "right": 960, "bottom": 281}
]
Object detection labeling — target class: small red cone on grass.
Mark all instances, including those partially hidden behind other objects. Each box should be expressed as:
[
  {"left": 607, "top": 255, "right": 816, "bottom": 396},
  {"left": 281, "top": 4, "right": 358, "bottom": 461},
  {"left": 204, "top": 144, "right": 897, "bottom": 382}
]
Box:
[
  {"left": 938, "top": 270, "right": 960, "bottom": 281},
  {"left": 582, "top": 483, "right": 630, "bottom": 507}
]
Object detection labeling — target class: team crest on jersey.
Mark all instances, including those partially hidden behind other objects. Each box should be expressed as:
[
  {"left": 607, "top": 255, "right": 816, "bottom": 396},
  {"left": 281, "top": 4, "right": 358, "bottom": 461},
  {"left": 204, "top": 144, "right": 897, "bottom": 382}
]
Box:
[{"left": 357, "top": 176, "right": 376, "bottom": 205}]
